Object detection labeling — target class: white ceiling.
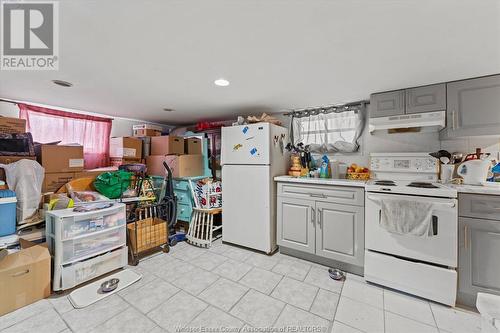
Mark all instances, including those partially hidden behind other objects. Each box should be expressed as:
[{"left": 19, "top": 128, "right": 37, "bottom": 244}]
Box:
[{"left": 1, "top": 0, "right": 499, "bottom": 124}]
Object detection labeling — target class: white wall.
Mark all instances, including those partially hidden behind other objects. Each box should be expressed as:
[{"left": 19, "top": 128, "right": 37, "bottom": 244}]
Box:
[
  {"left": 0, "top": 101, "right": 172, "bottom": 137},
  {"left": 283, "top": 104, "right": 500, "bottom": 167}
]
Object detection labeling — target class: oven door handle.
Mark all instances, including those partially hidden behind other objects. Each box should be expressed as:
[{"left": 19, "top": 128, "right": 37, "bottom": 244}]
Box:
[{"left": 367, "top": 194, "right": 456, "bottom": 208}]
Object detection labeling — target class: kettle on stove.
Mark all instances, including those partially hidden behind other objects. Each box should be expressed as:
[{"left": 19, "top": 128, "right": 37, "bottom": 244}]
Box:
[{"left": 457, "top": 159, "right": 492, "bottom": 185}]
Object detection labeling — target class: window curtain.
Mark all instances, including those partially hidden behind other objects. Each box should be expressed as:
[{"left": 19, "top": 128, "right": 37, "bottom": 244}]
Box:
[
  {"left": 292, "top": 108, "right": 365, "bottom": 153},
  {"left": 19, "top": 104, "right": 112, "bottom": 169}
]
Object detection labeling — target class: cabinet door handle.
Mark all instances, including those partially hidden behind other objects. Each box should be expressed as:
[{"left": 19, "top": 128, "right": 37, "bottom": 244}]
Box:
[
  {"left": 464, "top": 225, "right": 468, "bottom": 249},
  {"left": 311, "top": 207, "right": 315, "bottom": 223},
  {"left": 310, "top": 193, "right": 327, "bottom": 198},
  {"left": 451, "top": 111, "right": 455, "bottom": 130},
  {"left": 317, "top": 209, "right": 322, "bottom": 227}
]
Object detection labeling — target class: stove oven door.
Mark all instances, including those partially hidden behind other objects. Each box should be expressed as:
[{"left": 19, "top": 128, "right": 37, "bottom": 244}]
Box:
[{"left": 365, "top": 192, "right": 458, "bottom": 267}]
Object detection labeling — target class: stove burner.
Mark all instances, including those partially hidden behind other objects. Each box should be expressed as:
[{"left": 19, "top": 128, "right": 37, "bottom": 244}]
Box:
[
  {"left": 407, "top": 182, "right": 439, "bottom": 189},
  {"left": 374, "top": 180, "right": 396, "bottom": 186}
]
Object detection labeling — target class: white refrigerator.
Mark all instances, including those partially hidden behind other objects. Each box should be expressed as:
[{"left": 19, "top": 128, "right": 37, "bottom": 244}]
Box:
[{"left": 221, "top": 123, "right": 288, "bottom": 254}]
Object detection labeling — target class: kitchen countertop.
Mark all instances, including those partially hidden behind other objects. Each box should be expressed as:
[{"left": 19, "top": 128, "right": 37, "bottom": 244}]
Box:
[
  {"left": 448, "top": 184, "right": 500, "bottom": 196},
  {"left": 274, "top": 175, "right": 367, "bottom": 187},
  {"left": 274, "top": 175, "right": 500, "bottom": 195}
]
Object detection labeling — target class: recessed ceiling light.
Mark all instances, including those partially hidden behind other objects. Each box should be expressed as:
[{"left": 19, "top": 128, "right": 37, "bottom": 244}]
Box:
[
  {"left": 214, "top": 78, "right": 230, "bottom": 87},
  {"left": 162, "top": 108, "right": 174, "bottom": 112},
  {"left": 52, "top": 80, "right": 73, "bottom": 87}
]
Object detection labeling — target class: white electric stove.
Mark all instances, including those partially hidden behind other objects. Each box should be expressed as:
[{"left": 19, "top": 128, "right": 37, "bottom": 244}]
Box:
[
  {"left": 365, "top": 180, "right": 457, "bottom": 198},
  {"left": 364, "top": 153, "right": 459, "bottom": 306}
]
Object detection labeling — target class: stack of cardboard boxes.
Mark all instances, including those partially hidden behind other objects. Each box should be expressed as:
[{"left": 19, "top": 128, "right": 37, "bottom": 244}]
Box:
[
  {"left": 39, "top": 144, "right": 85, "bottom": 192},
  {"left": 109, "top": 137, "right": 143, "bottom": 166},
  {"left": 146, "top": 136, "right": 204, "bottom": 177},
  {"left": 0, "top": 116, "right": 35, "bottom": 182}
]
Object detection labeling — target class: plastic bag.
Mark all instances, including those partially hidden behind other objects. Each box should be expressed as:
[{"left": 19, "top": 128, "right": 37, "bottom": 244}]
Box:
[
  {"left": 0, "top": 159, "right": 44, "bottom": 223},
  {"left": 66, "top": 182, "right": 110, "bottom": 203},
  {"left": 93, "top": 170, "right": 132, "bottom": 199}
]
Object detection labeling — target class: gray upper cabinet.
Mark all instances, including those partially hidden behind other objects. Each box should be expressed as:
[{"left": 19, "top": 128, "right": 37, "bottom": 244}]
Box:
[
  {"left": 370, "top": 90, "right": 405, "bottom": 118},
  {"left": 441, "top": 74, "right": 500, "bottom": 139},
  {"left": 406, "top": 83, "right": 446, "bottom": 114},
  {"left": 277, "top": 196, "right": 316, "bottom": 254},
  {"left": 315, "top": 201, "right": 364, "bottom": 266}
]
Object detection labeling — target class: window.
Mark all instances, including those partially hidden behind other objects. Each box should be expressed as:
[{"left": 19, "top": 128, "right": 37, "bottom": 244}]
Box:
[
  {"left": 292, "top": 107, "right": 365, "bottom": 153},
  {"left": 19, "top": 104, "right": 112, "bottom": 169}
]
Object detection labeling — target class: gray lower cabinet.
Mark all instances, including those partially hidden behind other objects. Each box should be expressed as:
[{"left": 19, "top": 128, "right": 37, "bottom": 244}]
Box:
[
  {"left": 276, "top": 197, "right": 315, "bottom": 254},
  {"left": 441, "top": 74, "right": 500, "bottom": 139},
  {"left": 315, "top": 202, "right": 364, "bottom": 266},
  {"left": 458, "top": 217, "right": 500, "bottom": 306},
  {"left": 277, "top": 183, "right": 365, "bottom": 267},
  {"left": 370, "top": 90, "right": 405, "bottom": 118},
  {"left": 406, "top": 83, "right": 446, "bottom": 114}
]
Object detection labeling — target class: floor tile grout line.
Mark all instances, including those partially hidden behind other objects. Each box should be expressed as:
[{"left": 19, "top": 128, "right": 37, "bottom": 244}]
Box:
[
  {"left": 268, "top": 274, "right": 285, "bottom": 296},
  {"left": 429, "top": 302, "right": 441, "bottom": 330},
  {"left": 340, "top": 293, "right": 384, "bottom": 310},
  {"left": 0, "top": 302, "right": 59, "bottom": 332},
  {"left": 226, "top": 287, "right": 252, "bottom": 313},
  {"left": 269, "top": 300, "right": 288, "bottom": 328},
  {"left": 335, "top": 319, "right": 370, "bottom": 333},
  {"left": 87, "top": 297, "right": 134, "bottom": 331},
  {"left": 383, "top": 309, "right": 442, "bottom": 329},
  {"left": 307, "top": 287, "right": 321, "bottom": 312}
]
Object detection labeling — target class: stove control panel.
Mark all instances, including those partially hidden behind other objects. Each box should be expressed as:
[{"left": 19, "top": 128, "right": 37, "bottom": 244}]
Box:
[{"left": 371, "top": 156, "right": 438, "bottom": 173}]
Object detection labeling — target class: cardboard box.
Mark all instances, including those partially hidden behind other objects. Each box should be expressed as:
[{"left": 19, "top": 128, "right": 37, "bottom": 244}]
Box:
[
  {"left": 42, "top": 172, "right": 74, "bottom": 193},
  {"left": 110, "top": 157, "right": 141, "bottom": 168},
  {"left": 0, "top": 156, "right": 36, "bottom": 181},
  {"left": 0, "top": 116, "right": 26, "bottom": 135},
  {"left": 132, "top": 123, "right": 163, "bottom": 132},
  {"left": 164, "top": 154, "right": 203, "bottom": 178},
  {"left": 74, "top": 167, "right": 117, "bottom": 180},
  {"left": 133, "top": 128, "right": 161, "bottom": 137},
  {"left": 110, "top": 137, "right": 142, "bottom": 159},
  {"left": 0, "top": 239, "right": 51, "bottom": 316},
  {"left": 185, "top": 137, "right": 202, "bottom": 154},
  {"left": 151, "top": 136, "right": 184, "bottom": 156},
  {"left": 39, "top": 145, "right": 84, "bottom": 173}
]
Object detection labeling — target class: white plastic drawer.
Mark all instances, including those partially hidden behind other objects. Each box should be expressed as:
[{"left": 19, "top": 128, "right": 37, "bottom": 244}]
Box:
[
  {"left": 61, "top": 247, "right": 127, "bottom": 290},
  {"left": 62, "top": 227, "right": 126, "bottom": 264},
  {"left": 61, "top": 206, "right": 126, "bottom": 240}
]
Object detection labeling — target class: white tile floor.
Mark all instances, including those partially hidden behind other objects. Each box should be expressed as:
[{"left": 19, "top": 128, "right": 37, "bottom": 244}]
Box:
[{"left": 0, "top": 239, "right": 482, "bottom": 333}]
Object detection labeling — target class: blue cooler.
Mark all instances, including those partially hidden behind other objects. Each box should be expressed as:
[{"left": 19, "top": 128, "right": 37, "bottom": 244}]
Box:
[{"left": 0, "top": 190, "right": 16, "bottom": 237}]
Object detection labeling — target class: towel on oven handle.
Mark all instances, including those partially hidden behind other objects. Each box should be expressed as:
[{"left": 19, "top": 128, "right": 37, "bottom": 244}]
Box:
[{"left": 372, "top": 197, "right": 435, "bottom": 237}]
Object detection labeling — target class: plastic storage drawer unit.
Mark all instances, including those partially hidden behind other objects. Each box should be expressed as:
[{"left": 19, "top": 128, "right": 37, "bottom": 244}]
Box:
[
  {"left": 46, "top": 203, "right": 128, "bottom": 291},
  {"left": 0, "top": 190, "right": 16, "bottom": 237},
  {"left": 60, "top": 247, "right": 128, "bottom": 290}
]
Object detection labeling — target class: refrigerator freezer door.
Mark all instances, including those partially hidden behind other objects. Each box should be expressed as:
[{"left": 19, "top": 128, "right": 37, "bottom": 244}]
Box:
[
  {"left": 221, "top": 123, "right": 270, "bottom": 165},
  {"left": 222, "top": 165, "right": 273, "bottom": 253}
]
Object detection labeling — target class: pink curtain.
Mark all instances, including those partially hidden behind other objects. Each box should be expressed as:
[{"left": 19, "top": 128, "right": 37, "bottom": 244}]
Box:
[{"left": 19, "top": 104, "right": 113, "bottom": 169}]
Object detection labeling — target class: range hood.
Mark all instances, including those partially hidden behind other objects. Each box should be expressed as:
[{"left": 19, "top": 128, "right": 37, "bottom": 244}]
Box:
[{"left": 369, "top": 110, "right": 445, "bottom": 133}]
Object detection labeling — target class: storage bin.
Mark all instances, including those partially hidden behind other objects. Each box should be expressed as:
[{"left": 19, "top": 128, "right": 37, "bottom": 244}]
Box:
[
  {"left": 61, "top": 227, "right": 126, "bottom": 264},
  {"left": 127, "top": 217, "right": 167, "bottom": 253},
  {"left": 0, "top": 190, "right": 16, "bottom": 237},
  {"left": 46, "top": 204, "right": 126, "bottom": 239},
  {"left": 60, "top": 209, "right": 125, "bottom": 240},
  {"left": 60, "top": 247, "right": 127, "bottom": 290},
  {"left": 46, "top": 203, "right": 127, "bottom": 291}
]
